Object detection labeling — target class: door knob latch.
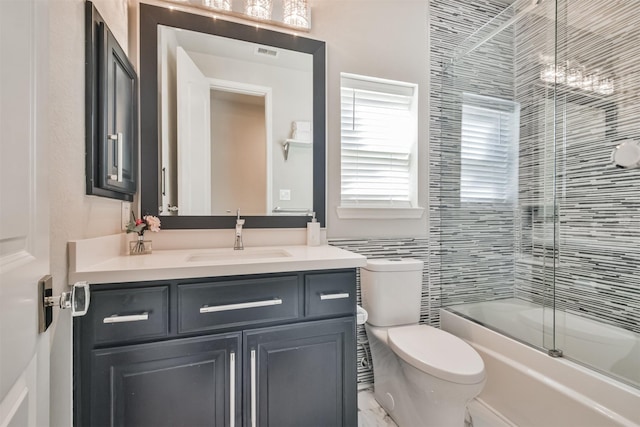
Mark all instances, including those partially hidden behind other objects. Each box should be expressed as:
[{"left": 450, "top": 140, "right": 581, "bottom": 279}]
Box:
[{"left": 39, "top": 276, "right": 90, "bottom": 333}]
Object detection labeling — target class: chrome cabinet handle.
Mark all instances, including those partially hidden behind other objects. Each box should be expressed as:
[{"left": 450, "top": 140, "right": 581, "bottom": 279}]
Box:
[
  {"left": 103, "top": 312, "right": 149, "bottom": 323},
  {"left": 199, "top": 298, "right": 282, "bottom": 314},
  {"left": 107, "top": 133, "right": 123, "bottom": 182},
  {"left": 320, "top": 292, "right": 350, "bottom": 300},
  {"left": 161, "top": 167, "right": 166, "bottom": 196},
  {"left": 230, "top": 352, "right": 235, "bottom": 427},
  {"left": 251, "top": 349, "right": 257, "bottom": 427}
]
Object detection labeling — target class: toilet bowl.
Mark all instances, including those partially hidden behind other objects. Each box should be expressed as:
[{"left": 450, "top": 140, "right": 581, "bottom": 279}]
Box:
[{"left": 361, "top": 258, "right": 486, "bottom": 427}]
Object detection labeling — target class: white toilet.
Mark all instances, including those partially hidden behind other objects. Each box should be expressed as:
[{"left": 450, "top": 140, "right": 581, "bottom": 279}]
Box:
[{"left": 361, "top": 258, "right": 486, "bottom": 427}]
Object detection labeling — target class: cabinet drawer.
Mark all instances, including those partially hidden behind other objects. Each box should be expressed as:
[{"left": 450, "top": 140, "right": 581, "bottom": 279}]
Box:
[
  {"left": 178, "top": 276, "right": 299, "bottom": 334},
  {"left": 90, "top": 286, "right": 169, "bottom": 345},
  {"left": 305, "top": 271, "right": 356, "bottom": 318}
]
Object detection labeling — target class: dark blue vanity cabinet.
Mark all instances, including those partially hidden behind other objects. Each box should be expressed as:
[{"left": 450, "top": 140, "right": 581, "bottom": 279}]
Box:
[{"left": 74, "top": 269, "right": 357, "bottom": 427}]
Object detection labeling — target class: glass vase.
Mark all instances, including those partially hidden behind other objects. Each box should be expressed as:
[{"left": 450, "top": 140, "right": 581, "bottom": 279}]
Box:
[{"left": 129, "top": 235, "right": 152, "bottom": 255}]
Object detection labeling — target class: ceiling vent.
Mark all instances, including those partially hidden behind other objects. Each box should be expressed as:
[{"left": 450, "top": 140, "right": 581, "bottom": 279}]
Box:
[{"left": 255, "top": 46, "right": 279, "bottom": 58}]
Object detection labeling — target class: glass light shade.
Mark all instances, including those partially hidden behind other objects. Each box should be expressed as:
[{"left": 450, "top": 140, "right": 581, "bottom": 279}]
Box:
[
  {"left": 595, "top": 77, "right": 614, "bottom": 95},
  {"left": 539, "top": 63, "right": 566, "bottom": 84},
  {"left": 203, "top": 0, "right": 231, "bottom": 10},
  {"left": 581, "top": 74, "right": 595, "bottom": 92},
  {"left": 540, "top": 64, "right": 556, "bottom": 83},
  {"left": 566, "top": 68, "right": 583, "bottom": 88},
  {"left": 245, "top": 0, "right": 273, "bottom": 20},
  {"left": 283, "top": 0, "right": 309, "bottom": 28}
]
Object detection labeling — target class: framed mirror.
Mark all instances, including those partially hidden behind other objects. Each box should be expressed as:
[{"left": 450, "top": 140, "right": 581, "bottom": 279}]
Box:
[{"left": 140, "top": 3, "right": 326, "bottom": 228}]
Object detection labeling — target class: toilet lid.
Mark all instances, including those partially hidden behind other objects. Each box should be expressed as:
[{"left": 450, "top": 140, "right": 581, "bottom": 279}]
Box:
[{"left": 388, "top": 325, "right": 485, "bottom": 385}]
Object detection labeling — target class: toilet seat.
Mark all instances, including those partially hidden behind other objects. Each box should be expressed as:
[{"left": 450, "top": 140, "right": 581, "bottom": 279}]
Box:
[{"left": 388, "top": 325, "right": 485, "bottom": 385}]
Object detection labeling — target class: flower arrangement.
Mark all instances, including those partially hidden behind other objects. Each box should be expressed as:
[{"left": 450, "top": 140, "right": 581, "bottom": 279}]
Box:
[
  {"left": 126, "top": 213, "right": 161, "bottom": 236},
  {"left": 127, "top": 213, "right": 161, "bottom": 254}
]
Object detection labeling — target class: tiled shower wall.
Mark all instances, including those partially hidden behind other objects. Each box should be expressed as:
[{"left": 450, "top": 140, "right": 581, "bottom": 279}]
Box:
[
  {"left": 429, "top": 0, "right": 517, "bottom": 325},
  {"left": 437, "top": 0, "right": 640, "bottom": 335},
  {"left": 513, "top": 1, "right": 640, "bottom": 333}
]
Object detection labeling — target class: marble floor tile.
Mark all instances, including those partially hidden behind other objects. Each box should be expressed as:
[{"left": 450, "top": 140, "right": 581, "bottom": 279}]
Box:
[
  {"left": 357, "top": 389, "right": 513, "bottom": 427},
  {"left": 357, "top": 389, "right": 398, "bottom": 427}
]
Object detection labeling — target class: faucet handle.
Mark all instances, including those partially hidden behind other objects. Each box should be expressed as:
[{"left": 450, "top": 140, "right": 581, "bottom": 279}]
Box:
[{"left": 235, "top": 209, "right": 245, "bottom": 225}]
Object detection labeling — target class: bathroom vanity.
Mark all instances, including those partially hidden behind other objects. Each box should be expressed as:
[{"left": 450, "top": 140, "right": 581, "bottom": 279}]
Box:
[{"left": 71, "top": 237, "right": 365, "bottom": 427}]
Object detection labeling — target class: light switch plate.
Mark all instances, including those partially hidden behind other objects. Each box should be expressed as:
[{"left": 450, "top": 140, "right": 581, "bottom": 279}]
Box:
[
  {"left": 121, "top": 202, "right": 131, "bottom": 230},
  {"left": 279, "top": 189, "right": 291, "bottom": 201}
]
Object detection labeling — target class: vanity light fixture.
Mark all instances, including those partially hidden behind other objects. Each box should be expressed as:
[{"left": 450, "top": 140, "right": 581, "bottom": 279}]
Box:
[
  {"left": 162, "top": 0, "right": 312, "bottom": 31},
  {"left": 245, "top": 0, "right": 273, "bottom": 20},
  {"left": 203, "top": 0, "right": 231, "bottom": 10},
  {"left": 283, "top": 0, "right": 309, "bottom": 29},
  {"left": 540, "top": 61, "right": 615, "bottom": 95}
]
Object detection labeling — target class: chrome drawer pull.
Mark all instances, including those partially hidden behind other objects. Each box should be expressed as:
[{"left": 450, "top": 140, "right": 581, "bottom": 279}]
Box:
[
  {"left": 320, "top": 292, "right": 350, "bottom": 300},
  {"left": 199, "top": 298, "right": 282, "bottom": 314},
  {"left": 103, "top": 312, "right": 149, "bottom": 323}
]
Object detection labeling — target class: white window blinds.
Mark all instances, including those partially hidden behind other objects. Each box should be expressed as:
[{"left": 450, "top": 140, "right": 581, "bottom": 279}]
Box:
[
  {"left": 460, "top": 93, "right": 520, "bottom": 203},
  {"left": 340, "top": 74, "right": 418, "bottom": 207}
]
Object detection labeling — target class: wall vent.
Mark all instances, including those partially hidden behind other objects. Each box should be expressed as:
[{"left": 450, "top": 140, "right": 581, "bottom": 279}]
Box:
[{"left": 255, "top": 46, "right": 279, "bottom": 58}]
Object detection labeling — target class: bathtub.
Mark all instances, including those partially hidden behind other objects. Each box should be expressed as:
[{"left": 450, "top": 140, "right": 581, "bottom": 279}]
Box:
[{"left": 441, "top": 299, "right": 640, "bottom": 427}]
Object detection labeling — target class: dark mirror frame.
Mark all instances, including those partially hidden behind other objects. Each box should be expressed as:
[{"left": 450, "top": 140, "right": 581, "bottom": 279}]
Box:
[{"left": 139, "top": 3, "right": 326, "bottom": 229}]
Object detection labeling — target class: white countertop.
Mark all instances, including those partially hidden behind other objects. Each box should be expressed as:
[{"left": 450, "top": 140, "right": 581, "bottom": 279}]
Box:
[{"left": 68, "top": 234, "right": 366, "bottom": 285}]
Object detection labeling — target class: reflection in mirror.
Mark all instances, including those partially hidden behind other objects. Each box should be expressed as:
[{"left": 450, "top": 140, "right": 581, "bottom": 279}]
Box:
[
  {"left": 140, "top": 4, "right": 326, "bottom": 228},
  {"left": 159, "top": 25, "right": 314, "bottom": 216}
]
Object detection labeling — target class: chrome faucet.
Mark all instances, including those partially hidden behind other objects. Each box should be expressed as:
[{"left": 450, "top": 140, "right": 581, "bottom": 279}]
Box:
[{"left": 234, "top": 209, "right": 245, "bottom": 250}]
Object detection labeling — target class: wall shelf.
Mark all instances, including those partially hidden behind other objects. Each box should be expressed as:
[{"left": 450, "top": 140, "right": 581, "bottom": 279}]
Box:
[{"left": 282, "top": 139, "right": 312, "bottom": 160}]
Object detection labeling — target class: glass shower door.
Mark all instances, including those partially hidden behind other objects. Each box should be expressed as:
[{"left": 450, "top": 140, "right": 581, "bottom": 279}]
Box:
[{"left": 552, "top": 0, "right": 640, "bottom": 387}]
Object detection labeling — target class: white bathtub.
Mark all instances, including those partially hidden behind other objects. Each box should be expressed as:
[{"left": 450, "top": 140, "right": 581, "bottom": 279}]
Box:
[{"left": 441, "top": 300, "right": 640, "bottom": 427}]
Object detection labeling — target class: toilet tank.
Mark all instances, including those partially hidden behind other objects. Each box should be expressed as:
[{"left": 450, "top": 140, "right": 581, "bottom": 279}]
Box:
[{"left": 360, "top": 258, "right": 424, "bottom": 327}]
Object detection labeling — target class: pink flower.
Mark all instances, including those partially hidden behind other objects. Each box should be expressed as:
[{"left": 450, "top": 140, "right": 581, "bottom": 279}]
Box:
[{"left": 144, "top": 215, "right": 161, "bottom": 233}]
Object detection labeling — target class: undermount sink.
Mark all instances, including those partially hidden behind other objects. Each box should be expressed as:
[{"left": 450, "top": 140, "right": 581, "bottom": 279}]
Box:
[{"left": 186, "top": 248, "right": 292, "bottom": 263}]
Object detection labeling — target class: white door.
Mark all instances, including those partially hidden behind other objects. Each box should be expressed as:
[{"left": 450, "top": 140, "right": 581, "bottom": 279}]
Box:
[
  {"left": 176, "top": 47, "right": 212, "bottom": 216},
  {"left": 0, "top": 0, "right": 50, "bottom": 426}
]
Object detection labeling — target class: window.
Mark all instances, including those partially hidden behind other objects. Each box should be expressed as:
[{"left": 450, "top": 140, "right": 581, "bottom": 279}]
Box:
[
  {"left": 339, "top": 73, "right": 419, "bottom": 213},
  {"left": 460, "top": 93, "right": 520, "bottom": 203}
]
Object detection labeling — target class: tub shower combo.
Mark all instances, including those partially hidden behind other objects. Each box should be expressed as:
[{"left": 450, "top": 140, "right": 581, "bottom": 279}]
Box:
[{"left": 435, "top": 0, "right": 639, "bottom": 424}]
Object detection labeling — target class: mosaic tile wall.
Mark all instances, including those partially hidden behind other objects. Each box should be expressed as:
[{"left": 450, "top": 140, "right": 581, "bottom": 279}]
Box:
[
  {"left": 437, "top": 0, "right": 640, "bottom": 335},
  {"left": 513, "top": 1, "right": 640, "bottom": 333},
  {"left": 430, "top": 0, "right": 516, "bottom": 326}
]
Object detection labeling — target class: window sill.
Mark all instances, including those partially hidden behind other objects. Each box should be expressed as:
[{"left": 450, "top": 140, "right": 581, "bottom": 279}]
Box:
[{"left": 336, "top": 206, "right": 425, "bottom": 220}]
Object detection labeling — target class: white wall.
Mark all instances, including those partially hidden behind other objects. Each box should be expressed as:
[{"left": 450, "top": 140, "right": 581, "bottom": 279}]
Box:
[
  {"left": 48, "top": 1, "right": 129, "bottom": 425},
  {"left": 308, "top": 0, "right": 430, "bottom": 238}
]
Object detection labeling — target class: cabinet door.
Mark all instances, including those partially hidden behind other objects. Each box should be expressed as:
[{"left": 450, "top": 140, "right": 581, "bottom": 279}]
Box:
[
  {"left": 85, "top": 2, "right": 138, "bottom": 201},
  {"left": 98, "top": 24, "right": 138, "bottom": 195},
  {"left": 89, "top": 333, "right": 241, "bottom": 427},
  {"left": 244, "top": 318, "right": 357, "bottom": 427}
]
